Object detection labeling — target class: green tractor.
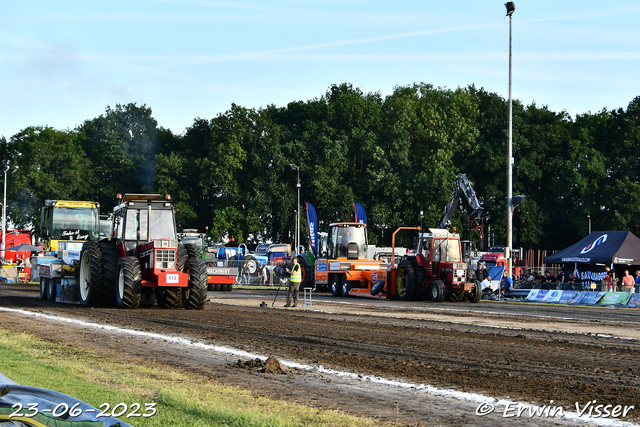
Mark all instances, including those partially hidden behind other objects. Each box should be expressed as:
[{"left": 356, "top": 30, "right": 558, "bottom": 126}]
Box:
[{"left": 177, "top": 229, "right": 214, "bottom": 264}]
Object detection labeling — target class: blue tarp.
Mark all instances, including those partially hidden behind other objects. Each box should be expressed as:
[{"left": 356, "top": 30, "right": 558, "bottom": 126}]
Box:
[
  {"left": 488, "top": 266, "right": 504, "bottom": 282},
  {"left": 0, "top": 372, "right": 133, "bottom": 427}
]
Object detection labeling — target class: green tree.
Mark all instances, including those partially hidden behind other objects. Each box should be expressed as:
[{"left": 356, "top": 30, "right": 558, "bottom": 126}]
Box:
[
  {"left": 79, "top": 103, "right": 160, "bottom": 209},
  {"left": 5, "top": 126, "right": 95, "bottom": 230}
]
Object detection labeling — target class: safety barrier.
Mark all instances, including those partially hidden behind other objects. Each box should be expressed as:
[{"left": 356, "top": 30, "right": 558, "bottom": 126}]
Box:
[{"left": 522, "top": 289, "right": 640, "bottom": 307}]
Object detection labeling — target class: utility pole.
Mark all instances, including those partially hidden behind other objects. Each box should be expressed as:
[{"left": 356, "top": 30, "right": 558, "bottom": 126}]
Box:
[
  {"left": 505, "top": 1, "right": 515, "bottom": 279},
  {"left": 1, "top": 160, "right": 9, "bottom": 262},
  {"left": 290, "top": 164, "right": 301, "bottom": 252}
]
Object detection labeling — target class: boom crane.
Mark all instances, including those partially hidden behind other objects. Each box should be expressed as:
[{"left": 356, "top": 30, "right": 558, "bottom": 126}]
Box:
[{"left": 439, "top": 173, "right": 484, "bottom": 232}]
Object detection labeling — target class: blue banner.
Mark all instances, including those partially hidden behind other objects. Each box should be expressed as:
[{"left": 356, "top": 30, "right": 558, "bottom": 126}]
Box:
[
  {"left": 353, "top": 202, "right": 367, "bottom": 225},
  {"left": 306, "top": 202, "right": 318, "bottom": 257}
]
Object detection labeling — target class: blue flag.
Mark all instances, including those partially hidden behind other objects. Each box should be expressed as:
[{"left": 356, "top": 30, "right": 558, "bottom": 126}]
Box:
[
  {"left": 353, "top": 202, "right": 367, "bottom": 225},
  {"left": 306, "top": 202, "right": 318, "bottom": 257}
]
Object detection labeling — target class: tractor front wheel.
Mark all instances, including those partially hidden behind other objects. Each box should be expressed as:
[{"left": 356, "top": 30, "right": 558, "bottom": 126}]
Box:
[
  {"left": 429, "top": 279, "right": 445, "bottom": 303},
  {"left": 117, "top": 256, "right": 142, "bottom": 309},
  {"left": 466, "top": 280, "right": 482, "bottom": 303}
]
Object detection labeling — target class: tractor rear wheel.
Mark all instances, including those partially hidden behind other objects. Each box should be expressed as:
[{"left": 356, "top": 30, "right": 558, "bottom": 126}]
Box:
[
  {"left": 184, "top": 243, "right": 200, "bottom": 260},
  {"left": 177, "top": 244, "right": 188, "bottom": 271},
  {"left": 297, "top": 255, "right": 314, "bottom": 290},
  {"left": 330, "top": 274, "right": 341, "bottom": 296},
  {"left": 100, "top": 241, "right": 120, "bottom": 307},
  {"left": 182, "top": 256, "right": 208, "bottom": 310},
  {"left": 156, "top": 288, "right": 181, "bottom": 308},
  {"left": 116, "top": 256, "right": 142, "bottom": 309},
  {"left": 429, "top": 279, "right": 445, "bottom": 303},
  {"left": 466, "top": 280, "right": 482, "bottom": 303},
  {"left": 79, "top": 241, "right": 104, "bottom": 307},
  {"left": 396, "top": 259, "right": 419, "bottom": 301},
  {"left": 450, "top": 289, "right": 465, "bottom": 302}
]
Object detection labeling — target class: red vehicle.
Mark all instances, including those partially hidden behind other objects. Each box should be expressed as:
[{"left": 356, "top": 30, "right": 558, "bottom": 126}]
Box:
[
  {"left": 2, "top": 230, "right": 34, "bottom": 262},
  {"left": 79, "top": 194, "right": 208, "bottom": 309},
  {"left": 2, "top": 230, "right": 35, "bottom": 281},
  {"left": 478, "top": 246, "right": 522, "bottom": 278},
  {"left": 390, "top": 227, "right": 482, "bottom": 303}
]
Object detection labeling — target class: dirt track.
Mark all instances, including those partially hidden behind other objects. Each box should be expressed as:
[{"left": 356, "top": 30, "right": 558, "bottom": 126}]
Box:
[{"left": 1, "top": 282, "right": 639, "bottom": 426}]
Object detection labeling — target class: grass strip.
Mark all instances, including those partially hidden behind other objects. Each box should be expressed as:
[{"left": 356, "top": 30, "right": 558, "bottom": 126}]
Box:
[{"left": 0, "top": 330, "right": 381, "bottom": 427}]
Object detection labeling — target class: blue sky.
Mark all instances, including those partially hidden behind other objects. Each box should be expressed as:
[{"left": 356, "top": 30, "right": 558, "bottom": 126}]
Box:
[{"left": 1, "top": 1, "right": 639, "bottom": 138}]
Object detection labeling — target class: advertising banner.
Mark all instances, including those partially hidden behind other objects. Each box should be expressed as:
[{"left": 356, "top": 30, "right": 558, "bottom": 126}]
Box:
[
  {"left": 598, "top": 292, "right": 633, "bottom": 305},
  {"left": 626, "top": 293, "right": 640, "bottom": 308},
  {"left": 353, "top": 202, "right": 367, "bottom": 225},
  {"left": 306, "top": 202, "right": 318, "bottom": 257}
]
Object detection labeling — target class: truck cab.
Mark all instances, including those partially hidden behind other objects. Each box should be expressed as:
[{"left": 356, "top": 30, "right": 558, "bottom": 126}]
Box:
[{"left": 40, "top": 200, "right": 100, "bottom": 253}]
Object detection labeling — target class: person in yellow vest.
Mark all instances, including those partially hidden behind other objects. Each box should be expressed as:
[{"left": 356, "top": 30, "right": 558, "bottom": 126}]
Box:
[{"left": 285, "top": 257, "right": 302, "bottom": 307}]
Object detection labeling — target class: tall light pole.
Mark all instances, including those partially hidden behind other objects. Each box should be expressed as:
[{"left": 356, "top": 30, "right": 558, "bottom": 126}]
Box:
[
  {"left": 2, "top": 159, "right": 9, "bottom": 262},
  {"left": 290, "top": 164, "right": 301, "bottom": 252},
  {"left": 505, "top": 2, "right": 515, "bottom": 279}
]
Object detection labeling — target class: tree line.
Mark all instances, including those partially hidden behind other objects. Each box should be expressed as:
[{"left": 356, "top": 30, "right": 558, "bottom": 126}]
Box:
[{"left": 1, "top": 83, "right": 639, "bottom": 251}]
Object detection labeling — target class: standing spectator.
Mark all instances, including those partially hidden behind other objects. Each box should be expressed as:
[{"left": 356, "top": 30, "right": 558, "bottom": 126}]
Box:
[
  {"left": 605, "top": 266, "right": 616, "bottom": 292},
  {"left": 284, "top": 258, "right": 302, "bottom": 307},
  {"left": 479, "top": 263, "right": 488, "bottom": 281},
  {"left": 261, "top": 264, "right": 268, "bottom": 285},
  {"left": 621, "top": 270, "right": 635, "bottom": 293},
  {"left": 556, "top": 270, "right": 565, "bottom": 284},
  {"left": 237, "top": 264, "right": 250, "bottom": 285},
  {"left": 635, "top": 270, "right": 640, "bottom": 293}
]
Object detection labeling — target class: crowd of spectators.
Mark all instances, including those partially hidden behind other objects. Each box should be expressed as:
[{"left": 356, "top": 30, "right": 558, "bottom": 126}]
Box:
[{"left": 509, "top": 267, "right": 640, "bottom": 293}]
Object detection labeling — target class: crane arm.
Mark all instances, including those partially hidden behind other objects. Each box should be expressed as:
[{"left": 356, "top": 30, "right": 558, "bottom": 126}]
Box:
[{"left": 438, "top": 174, "right": 484, "bottom": 230}]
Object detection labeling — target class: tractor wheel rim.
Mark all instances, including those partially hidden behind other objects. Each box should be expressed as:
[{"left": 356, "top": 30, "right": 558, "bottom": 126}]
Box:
[
  {"left": 118, "top": 267, "right": 125, "bottom": 300},
  {"left": 80, "top": 252, "right": 90, "bottom": 300},
  {"left": 396, "top": 266, "right": 405, "bottom": 297}
]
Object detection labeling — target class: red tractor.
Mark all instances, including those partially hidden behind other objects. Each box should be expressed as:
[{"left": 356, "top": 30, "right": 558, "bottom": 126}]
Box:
[
  {"left": 391, "top": 227, "right": 482, "bottom": 303},
  {"left": 78, "top": 194, "right": 208, "bottom": 309}
]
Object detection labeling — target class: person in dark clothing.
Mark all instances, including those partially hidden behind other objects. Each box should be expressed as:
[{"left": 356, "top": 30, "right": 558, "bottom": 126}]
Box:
[{"left": 478, "top": 263, "right": 488, "bottom": 281}]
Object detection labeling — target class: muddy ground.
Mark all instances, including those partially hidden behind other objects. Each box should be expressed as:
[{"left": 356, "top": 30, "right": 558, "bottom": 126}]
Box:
[{"left": 1, "top": 282, "right": 639, "bottom": 426}]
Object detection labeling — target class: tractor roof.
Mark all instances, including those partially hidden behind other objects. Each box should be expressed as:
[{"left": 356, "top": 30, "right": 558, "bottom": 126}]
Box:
[
  {"left": 118, "top": 194, "right": 165, "bottom": 203},
  {"left": 420, "top": 228, "right": 460, "bottom": 238},
  {"left": 329, "top": 222, "right": 367, "bottom": 228}
]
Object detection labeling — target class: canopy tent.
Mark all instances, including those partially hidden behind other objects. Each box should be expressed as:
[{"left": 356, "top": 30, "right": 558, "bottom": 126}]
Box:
[{"left": 544, "top": 231, "right": 640, "bottom": 266}]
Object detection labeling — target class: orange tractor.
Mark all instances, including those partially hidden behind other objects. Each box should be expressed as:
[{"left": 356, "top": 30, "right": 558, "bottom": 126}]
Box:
[{"left": 302, "top": 222, "right": 386, "bottom": 298}]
